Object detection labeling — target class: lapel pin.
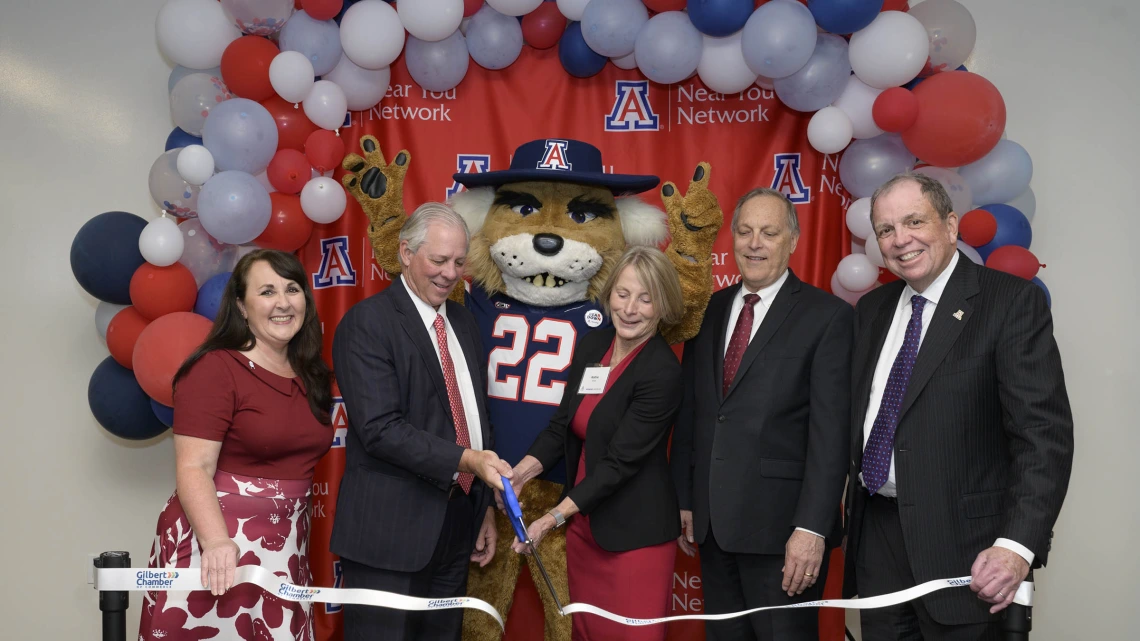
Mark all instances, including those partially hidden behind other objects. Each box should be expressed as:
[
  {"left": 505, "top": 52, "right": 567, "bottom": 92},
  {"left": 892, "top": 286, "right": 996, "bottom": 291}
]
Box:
[{"left": 953, "top": 310, "right": 964, "bottom": 320}]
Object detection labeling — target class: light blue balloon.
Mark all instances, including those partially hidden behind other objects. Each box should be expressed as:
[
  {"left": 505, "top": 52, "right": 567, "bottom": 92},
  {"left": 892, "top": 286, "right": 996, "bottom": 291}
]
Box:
[
  {"left": 168, "top": 65, "right": 221, "bottom": 94},
  {"left": 634, "top": 11, "right": 703, "bottom": 85},
  {"left": 198, "top": 171, "right": 272, "bottom": 245},
  {"left": 466, "top": 5, "right": 524, "bottom": 71},
  {"left": 773, "top": 33, "right": 851, "bottom": 112},
  {"left": 741, "top": 0, "right": 817, "bottom": 79},
  {"left": 581, "top": 0, "right": 648, "bottom": 58},
  {"left": 406, "top": 30, "right": 471, "bottom": 93},
  {"left": 279, "top": 10, "right": 342, "bottom": 76},
  {"left": 958, "top": 140, "right": 1034, "bottom": 206},
  {"left": 839, "top": 134, "right": 917, "bottom": 199},
  {"left": 202, "top": 98, "right": 279, "bottom": 175}
]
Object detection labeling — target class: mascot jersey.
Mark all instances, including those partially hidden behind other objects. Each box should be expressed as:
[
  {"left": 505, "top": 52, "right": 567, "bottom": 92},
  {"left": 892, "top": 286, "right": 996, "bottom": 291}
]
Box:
[{"left": 467, "top": 283, "right": 610, "bottom": 485}]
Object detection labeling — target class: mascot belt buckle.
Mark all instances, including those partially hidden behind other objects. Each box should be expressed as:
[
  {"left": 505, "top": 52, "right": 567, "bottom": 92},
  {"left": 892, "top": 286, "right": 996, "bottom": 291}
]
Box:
[{"left": 501, "top": 476, "right": 564, "bottom": 615}]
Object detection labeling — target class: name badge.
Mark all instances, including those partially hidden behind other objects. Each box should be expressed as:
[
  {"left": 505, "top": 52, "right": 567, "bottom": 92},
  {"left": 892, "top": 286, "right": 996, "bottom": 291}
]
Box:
[{"left": 578, "top": 366, "right": 610, "bottom": 394}]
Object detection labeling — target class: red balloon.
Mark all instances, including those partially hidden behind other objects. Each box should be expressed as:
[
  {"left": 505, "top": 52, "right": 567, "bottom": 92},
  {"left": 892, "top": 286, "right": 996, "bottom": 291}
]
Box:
[
  {"left": 873, "top": 87, "right": 918, "bottom": 133},
  {"left": 522, "top": 2, "right": 567, "bottom": 50},
  {"left": 256, "top": 193, "right": 315, "bottom": 252},
  {"left": 132, "top": 312, "right": 214, "bottom": 406},
  {"left": 986, "top": 246, "right": 1042, "bottom": 280},
  {"left": 261, "top": 95, "right": 320, "bottom": 152},
  {"left": 882, "top": 0, "right": 909, "bottom": 11},
  {"left": 220, "top": 36, "right": 279, "bottom": 101},
  {"left": 901, "top": 71, "right": 1006, "bottom": 167},
  {"left": 305, "top": 130, "right": 346, "bottom": 174},
  {"left": 648, "top": 0, "right": 688, "bottom": 10},
  {"left": 959, "top": 209, "right": 997, "bottom": 247},
  {"left": 106, "top": 307, "right": 150, "bottom": 370},
  {"left": 464, "top": 0, "right": 484, "bottom": 17},
  {"left": 268, "top": 149, "right": 312, "bottom": 194},
  {"left": 303, "top": 0, "right": 343, "bottom": 21},
  {"left": 130, "top": 263, "right": 198, "bottom": 320}
]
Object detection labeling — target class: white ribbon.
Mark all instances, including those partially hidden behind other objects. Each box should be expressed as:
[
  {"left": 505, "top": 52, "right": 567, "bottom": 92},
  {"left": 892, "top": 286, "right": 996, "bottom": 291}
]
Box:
[{"left": 94, "top": 567, "right": 1031, "bottom": 631}]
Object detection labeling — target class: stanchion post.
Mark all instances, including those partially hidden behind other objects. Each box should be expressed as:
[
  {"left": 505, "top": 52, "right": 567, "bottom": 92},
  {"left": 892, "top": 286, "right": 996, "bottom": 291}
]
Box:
[
  {"left": 1001, "top": 569, "right": 1032, "bottom": 641},
  {"left": 95, "top": 551, "right": 131, "bottom": 641}
]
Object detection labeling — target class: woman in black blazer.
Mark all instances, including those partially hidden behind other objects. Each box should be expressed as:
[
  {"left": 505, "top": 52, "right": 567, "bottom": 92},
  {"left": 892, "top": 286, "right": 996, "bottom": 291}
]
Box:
[{"left": 509, "top": 246, "right": 684, "bottom": 641}]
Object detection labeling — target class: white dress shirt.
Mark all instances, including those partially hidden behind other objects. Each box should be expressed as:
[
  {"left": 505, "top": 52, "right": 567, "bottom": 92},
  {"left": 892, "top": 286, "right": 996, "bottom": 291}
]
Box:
[
  {"left": 402, "top": 278, "right": 483, "bottom": 481},
  {"left": 859, "top": 253, "right": 1033, "bottom": 564}
]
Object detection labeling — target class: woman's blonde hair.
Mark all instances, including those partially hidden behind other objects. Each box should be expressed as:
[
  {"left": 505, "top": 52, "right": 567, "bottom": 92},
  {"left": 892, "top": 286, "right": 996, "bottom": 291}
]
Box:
[{"left": 600, "top": 246, "right": 684, "bottom": 330}]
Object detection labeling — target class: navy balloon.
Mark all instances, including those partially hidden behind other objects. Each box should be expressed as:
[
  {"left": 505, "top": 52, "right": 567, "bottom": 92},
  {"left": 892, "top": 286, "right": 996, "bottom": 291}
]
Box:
[
  {"left": 559, "top": 22, "right": 607, "bottom": 79},
  {"left": 688, "top": 0, "right": 753, "bottom": 37},
  {"left": 975, "top": 203, "right": 1032, "bottom": 260},
  {"left": 70, "top": 211, "right": 148, "bottom": 305},
  {"left": 194, "top": 271, "right": 232, "bottom": 321},
  {"left": 151, "top": 399, "right": 176, "bottom": 429},
  {"left": 808, "top": 0, "right": 884, "bottom": 35},
  {"left": 88, "top": 357, "right": 170, "bottom": 440},
  {"left": 1031, "top": 277, "right": 1051, "bottom": 309},
  {"left": 165, "top": 127, "right": 203, "bottom": 152}
]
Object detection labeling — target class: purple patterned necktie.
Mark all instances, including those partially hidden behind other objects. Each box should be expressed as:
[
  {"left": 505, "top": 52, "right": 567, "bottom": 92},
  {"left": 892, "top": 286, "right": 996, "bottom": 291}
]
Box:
[{"left": 863, "top": 294, "right": 927, "bottom": 494}]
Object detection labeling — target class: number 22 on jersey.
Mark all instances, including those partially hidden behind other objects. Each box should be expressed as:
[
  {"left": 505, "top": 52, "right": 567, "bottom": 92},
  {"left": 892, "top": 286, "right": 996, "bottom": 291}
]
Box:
[{"left": 487, "top": 315, "right": 577, "bottom": 406}]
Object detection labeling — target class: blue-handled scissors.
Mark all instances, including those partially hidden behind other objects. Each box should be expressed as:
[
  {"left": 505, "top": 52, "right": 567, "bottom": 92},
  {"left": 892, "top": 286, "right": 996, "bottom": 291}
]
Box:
[{"left": 501, "top": 476, "right": 564, "bottom": 614}]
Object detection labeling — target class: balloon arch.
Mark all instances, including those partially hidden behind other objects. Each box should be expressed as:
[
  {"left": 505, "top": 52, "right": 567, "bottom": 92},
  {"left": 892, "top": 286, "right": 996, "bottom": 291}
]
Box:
[{"left": 71, "top": 0, "right": 1047, "bottom": 440}]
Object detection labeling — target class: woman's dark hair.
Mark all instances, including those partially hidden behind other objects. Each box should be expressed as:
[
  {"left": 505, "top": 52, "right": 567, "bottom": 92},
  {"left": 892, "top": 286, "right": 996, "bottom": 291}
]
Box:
[{"left": 173, "top": 249, "right": 333, "bottom": 424}]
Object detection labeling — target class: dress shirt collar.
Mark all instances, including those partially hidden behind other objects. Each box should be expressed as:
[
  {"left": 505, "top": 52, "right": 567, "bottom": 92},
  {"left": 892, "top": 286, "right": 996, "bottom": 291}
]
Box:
[
  {"left": 739, "top": 268, "right": 790, "bottom": 306},
  {"left": 902, "top": 251, "right": 959, "bottom": 306},
  {"left": 401, "top": 275, "right": 448, "bottom": 329}
]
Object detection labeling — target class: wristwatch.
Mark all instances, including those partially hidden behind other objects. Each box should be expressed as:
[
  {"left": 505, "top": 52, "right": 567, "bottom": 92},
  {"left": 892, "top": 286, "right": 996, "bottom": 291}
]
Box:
[{"left": 548, "top": 508, "right": 566, "bottom": 529}]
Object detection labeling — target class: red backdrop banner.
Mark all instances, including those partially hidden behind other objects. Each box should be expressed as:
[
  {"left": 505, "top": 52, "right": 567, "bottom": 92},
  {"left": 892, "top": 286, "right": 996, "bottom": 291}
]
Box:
[{"left": 297, "top": 44, "right": 852, "bottom": 641}]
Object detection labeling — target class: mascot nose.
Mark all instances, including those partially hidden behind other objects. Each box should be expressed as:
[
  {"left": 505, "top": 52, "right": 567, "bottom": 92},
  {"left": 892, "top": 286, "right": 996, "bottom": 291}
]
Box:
[{"left": 533, "top": 233, "right": 564, "bottom": 256}]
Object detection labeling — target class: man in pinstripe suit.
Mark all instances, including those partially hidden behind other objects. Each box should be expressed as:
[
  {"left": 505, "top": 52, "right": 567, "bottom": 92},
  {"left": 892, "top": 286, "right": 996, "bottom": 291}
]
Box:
[{"left": 843, "top": 174, "right": 1074, "bottom": 640}]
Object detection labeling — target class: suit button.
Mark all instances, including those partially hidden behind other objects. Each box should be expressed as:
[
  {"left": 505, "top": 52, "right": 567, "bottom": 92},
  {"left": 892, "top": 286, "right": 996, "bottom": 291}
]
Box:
[{"left": 717, "top": 415, "right": 726, "bottom": 423}]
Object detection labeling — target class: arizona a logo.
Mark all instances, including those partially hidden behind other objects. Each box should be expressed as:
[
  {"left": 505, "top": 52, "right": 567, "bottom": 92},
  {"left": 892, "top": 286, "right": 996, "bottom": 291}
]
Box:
[
  {"left": 446, "top": 154, "right": 491, "bottom": 199},
  {"left": 312, "top": 237, "right": 357, "bottom": 289},
  {"left": 605, "top": 81, "right": 659, "bottom": 132},
  {"left": 770, "top": 153, "right": 811, "bottom": 204},
  {"left": 537, "top": 139, "right": 572, "bottom": 171}
]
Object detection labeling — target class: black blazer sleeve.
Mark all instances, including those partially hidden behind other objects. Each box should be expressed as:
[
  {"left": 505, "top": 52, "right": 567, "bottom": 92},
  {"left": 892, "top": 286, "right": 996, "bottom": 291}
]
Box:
[
  {"left": 526, "top": 342, "right": 583, "bottom": 473},
  {"left": 671, "top": 338, "right": 698, "bottom": 510},
  {"left": 567, "top": 342, "right": 683, "bottom": 516},
  {"left": 332, "top": 306, "right": 464, "bottom": 490}
]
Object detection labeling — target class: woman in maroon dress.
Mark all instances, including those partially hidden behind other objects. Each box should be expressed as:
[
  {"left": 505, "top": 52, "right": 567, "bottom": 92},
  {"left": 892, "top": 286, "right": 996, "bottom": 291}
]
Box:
[
  {"left": 510, "top": 246, "right": 686, "bottom": 641},
  {"left": 138, "top": 249, "right": 334, "bottom": 641}
]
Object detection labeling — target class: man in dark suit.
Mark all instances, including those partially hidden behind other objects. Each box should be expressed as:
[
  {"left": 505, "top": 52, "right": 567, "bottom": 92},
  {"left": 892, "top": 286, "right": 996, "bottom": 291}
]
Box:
[
  {"left": 672, "top": 188, "right": 853, "bottom": 641},
  {"left": 331, "top": 203, "right": 514, "bottom": 641},
  {"left": 844, "top": 173, "right": 1074, "bottom": 640}
]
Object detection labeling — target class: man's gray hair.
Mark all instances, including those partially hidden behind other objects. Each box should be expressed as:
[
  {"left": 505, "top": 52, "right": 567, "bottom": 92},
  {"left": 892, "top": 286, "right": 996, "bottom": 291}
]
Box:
[
  {"left": 870, "top": 172, "right": 955, "bottom": 222},
  {"left": 732, "top": 187, "right": 800, "bottom": 236},
  {"left": 399, "top": 202, "right": 471, "bottom": 253}
]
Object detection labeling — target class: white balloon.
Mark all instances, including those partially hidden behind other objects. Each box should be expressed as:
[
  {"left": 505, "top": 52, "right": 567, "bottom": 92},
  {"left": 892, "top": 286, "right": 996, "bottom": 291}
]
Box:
[
  {"left": 556, "top": 0, "right": 590, "bottom": 21},
  {"left": 139, "top": 216, "right": 186, "bottom": 267},
  {"left": 807, "top": 106, "right": 854, "bottom": 155},
  {"left": 324, "top": 54, "right": 391, "bottom": 111},
  {"left": 399, "top": 0, "right": 464, "bottom": 42},
  {"left": 96, "top": 302, "right": 129, "bottom": 342},
  {"left": 301, "top": 177, "right": 348, "bottom": 223},
  {"left": 849, "top": 11, "right": 930, "bottom": 89},
  {"left": 845, "top": 197, "right": 873, "bottom": 239},
  {"left": 341, "top": 0, "right": 407, "bottom": 69},
  {"left": 957, "top": 240, "right": 983, "bottom": 264},
  {"left": 697, "top": 32, "right": 758, "bottom": 95},
  {"left": 864, "top": 233, "right": 886, "bottom": 268},
  {"left": 1005, "top": 187, "right": 1036, "bottom": 222},
  {"left": 176, "top": 145, "right": 215, "bottom": 186},
  {"left": 487, "top": 0, "right": 543, "bottom": 17},
  {"left": 831, "top": 271, "right": 879, "bottom": 306},
  {"left": 156, "top": 0, "right": 241, "bottom": 69},
  {"left": 832, "top": 75, "right": 884, "bottom": 139},
  {"left": 303, "top": 80, "right": 349, "bottom": 130},
  {"left": 269, "top": 51, "right": 316, "bottom": 103},
  {"left": 611, "top": 50, "right": 637, "bottom": 70},
  {"left": 836, "top": 253, "right": 879, "bottom": 291}
]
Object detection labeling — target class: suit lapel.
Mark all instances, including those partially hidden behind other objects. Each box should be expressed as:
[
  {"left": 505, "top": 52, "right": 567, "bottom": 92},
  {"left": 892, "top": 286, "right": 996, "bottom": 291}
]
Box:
[
  {"left": 564, "top": 329, "right": 615, "bottom": 422},
  {"left": 853, "top": 282, "right": 904, "bottom": 460},
  {"left": 392, "top": 277, "right": 453, "bottom": 418},
  {"left": 713, "top": 284, "right": 741, "bottom": 403},
  {"left": 898, "top": 254, "right": 980, "bottom": 420},
  {"left": 724, "top": 273, "right": 801, "bottom": 401}
]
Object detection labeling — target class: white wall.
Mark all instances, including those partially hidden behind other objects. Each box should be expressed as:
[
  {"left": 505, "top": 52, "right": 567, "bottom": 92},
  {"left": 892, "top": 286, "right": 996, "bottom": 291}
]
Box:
[{"left": 1, "top": 0, "right": 1135, "bottom": 638}]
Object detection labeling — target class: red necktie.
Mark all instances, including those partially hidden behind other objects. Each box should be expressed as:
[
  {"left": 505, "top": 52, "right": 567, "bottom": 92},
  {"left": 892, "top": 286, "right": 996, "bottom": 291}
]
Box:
[
  {"left": 723, "top": 293, "right": 760, "bottom": 396},
  {"left": 433, "top": 314, "right": 474, "bottom": 494}
]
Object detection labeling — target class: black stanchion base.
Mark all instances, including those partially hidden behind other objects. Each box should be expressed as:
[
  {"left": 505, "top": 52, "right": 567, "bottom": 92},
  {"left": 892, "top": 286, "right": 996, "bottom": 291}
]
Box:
[{"left": 96, "top": 551, "right": 131, "bottom": 641}]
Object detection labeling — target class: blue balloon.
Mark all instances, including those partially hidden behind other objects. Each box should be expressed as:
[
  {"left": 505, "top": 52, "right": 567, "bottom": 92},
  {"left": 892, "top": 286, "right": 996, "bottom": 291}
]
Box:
[
  {"left": 71, "top": 211, "right": 148, "bottom": 305},
  {"left": 688, "top": 0, "right": 754, "bottom": 38},
  {"left": 89, "top": 357, "right": 169, "bottom": 441},
  {"left": 165, "top": 127, "right": 203, "bottom": 152},
  {"left": 406, "top": 30, "right": 471, "bottom": 93},
  {"left": 467, "top": 5, "right": 524, "bottom": 70},
  {"left": 202, "top": 98, "right": 279, "bottom": 175},
  {"left": 808, "top": 0, "right": 883, "bottom": 34},
  {"left": 773, "top": 33, "right": 851, "bottom": 113},
  {"left": 151, "top": 399, "right": 175, "bottom": 429},
  {"left": 1031, "top": 277, "right": 1051, "bottom": 309},
  {"left": 279, "top": 10, "right": 343, "bottom": 76},
  {"left": 559, "top": 22, "right": 607, "bottom": 79},
  {"left": 194, "top": 271, "right": 232, "bottom": 321},
  {"left": 741, "top": 0, "right": 819, "bottom": 80},
  {"left": 975, "top": 203, "right": 1032, "bottom": 260}
]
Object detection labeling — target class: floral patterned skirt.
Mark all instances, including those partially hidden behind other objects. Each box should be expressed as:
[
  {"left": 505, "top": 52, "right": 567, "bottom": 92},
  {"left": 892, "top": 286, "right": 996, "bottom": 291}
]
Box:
[{"left": 138, "top": 471, "right": 314, "bottom": 641}]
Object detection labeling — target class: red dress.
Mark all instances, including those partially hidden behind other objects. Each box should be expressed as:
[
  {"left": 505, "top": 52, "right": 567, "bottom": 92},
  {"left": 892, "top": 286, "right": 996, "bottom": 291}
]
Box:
[{"left": 565, "top": 340, "right": 677, "bottom": 641}]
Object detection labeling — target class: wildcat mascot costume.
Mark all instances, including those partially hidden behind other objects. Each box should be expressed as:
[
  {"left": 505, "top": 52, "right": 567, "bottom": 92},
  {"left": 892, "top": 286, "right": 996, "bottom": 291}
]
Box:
[{"left": 341, "top": 135, "right": 723, "bottom": 641}]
